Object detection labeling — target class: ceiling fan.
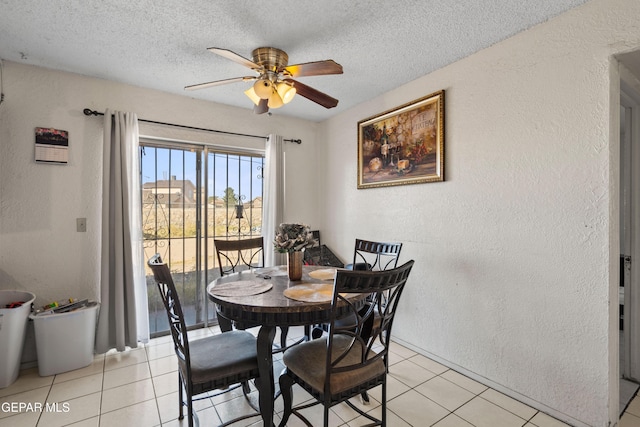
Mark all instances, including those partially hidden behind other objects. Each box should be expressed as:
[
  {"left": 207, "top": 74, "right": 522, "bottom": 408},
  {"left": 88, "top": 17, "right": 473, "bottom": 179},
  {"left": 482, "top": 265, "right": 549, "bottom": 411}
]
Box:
[{"left": 185, "top": 47, "right": 343, "bottom": 114}]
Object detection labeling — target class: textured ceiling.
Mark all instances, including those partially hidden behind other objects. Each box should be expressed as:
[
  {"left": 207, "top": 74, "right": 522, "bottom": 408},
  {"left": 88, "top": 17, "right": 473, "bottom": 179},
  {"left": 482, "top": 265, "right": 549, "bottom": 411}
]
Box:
[{"left": 0, "top": 0, "right": 592, "bottom": 122}]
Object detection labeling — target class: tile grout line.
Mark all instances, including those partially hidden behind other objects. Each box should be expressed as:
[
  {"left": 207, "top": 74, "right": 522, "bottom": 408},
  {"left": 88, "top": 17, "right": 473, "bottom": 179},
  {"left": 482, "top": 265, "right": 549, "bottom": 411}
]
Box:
[
  {"left": 97, "top": 357, "right": 105, "bottom": 427},
  {"left": 147, "top": 345, "right": 165, "bottom": 427}
]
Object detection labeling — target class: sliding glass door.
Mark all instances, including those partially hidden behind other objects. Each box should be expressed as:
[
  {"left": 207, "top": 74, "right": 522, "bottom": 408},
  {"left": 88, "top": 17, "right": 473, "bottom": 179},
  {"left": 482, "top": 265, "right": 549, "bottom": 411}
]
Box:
[{"left": 140, "top": 141, "right": 264, "bottom": 336}]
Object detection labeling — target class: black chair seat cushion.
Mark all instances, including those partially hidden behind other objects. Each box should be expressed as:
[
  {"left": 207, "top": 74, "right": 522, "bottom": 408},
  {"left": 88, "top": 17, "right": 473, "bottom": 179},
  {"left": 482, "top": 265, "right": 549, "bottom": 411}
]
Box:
[
  {"left": 283, "top": 335, "right": 385, "bottom": 396},
  {"left": 180, "top": 330, "right": 258, "bottom": 384}
]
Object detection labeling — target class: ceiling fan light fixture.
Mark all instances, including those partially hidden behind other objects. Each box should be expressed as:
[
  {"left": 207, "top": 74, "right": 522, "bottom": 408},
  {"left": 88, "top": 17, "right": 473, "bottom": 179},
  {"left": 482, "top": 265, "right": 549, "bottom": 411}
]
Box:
[
  {"left": 267, "top": 90, "right": 284, "bottom": 109},
  {"left": 276, "top": 82, "right": 296, "bottom": 104},
  {"left": 253, "top": 78, "right": 273, "bottom": 99},
  {"left": 244, "top": 86, "right": 261, "bottom": 106}
]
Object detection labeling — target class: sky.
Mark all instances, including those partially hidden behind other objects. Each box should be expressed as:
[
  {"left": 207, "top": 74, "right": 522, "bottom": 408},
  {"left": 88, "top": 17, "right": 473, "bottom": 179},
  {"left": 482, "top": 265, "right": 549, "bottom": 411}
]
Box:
[{"left": 140, "top": 146, "right": 264, "bottom": 201}]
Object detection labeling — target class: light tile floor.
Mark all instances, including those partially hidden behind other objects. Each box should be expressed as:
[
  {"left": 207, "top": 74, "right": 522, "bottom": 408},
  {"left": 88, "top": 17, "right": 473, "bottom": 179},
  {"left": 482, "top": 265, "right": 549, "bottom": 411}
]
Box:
[{"left": 0, "top": 325, "right": 636, "bottom": 427}]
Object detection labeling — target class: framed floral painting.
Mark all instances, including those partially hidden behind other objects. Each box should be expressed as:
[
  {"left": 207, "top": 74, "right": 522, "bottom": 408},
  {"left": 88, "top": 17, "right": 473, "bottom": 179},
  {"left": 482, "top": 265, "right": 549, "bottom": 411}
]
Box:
[{"left": 357, "top": 90, "right": 444, "bottom": 189}]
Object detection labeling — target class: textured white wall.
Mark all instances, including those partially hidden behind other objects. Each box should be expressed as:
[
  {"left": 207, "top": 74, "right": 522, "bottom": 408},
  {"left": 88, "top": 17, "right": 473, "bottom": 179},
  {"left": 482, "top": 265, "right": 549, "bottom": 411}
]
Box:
[
  {"left": 318, "top": 0, "right": 640, "bottom": 426},
  {"left": 0, "top": 62, "right": 320, "bottom": 360}
]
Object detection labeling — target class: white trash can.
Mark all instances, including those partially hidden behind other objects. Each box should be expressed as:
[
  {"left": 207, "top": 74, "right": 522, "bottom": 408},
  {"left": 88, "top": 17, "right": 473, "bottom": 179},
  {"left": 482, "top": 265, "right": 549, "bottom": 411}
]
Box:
[
  {"left": 0, "top": 290, "right": 36, "bottom": 388},
  {"left": 30, "top": 302, "right": 99, "bottom": 376}
]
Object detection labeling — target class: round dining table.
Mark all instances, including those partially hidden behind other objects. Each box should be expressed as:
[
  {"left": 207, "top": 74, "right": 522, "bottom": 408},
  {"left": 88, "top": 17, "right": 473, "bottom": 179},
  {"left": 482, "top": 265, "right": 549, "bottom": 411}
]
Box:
[{"left": 206, "top": 265, "right": 361, "bottom": 426}]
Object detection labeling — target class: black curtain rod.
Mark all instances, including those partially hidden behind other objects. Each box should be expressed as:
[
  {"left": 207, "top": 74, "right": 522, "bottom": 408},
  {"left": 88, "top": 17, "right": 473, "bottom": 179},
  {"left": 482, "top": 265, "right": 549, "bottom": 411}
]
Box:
[{"left": 82, "top": 108, "right": 302, "bottom": 144}]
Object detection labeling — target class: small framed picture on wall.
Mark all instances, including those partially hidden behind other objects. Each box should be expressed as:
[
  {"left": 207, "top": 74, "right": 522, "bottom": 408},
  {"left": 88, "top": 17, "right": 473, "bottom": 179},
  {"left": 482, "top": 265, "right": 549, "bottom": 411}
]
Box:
[{"left": 35, "top": 127, "right": 68, "bottom": 164}]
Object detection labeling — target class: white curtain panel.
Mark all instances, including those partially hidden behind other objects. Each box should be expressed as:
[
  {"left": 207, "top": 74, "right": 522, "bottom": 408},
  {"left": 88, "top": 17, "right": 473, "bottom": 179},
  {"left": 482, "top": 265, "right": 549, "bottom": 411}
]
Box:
[
  {"left": 263, "top": 134, "right": 285, "bottom": 267},
  {"left": 95, "top": 110, "right": 149, "bottom": 354}
]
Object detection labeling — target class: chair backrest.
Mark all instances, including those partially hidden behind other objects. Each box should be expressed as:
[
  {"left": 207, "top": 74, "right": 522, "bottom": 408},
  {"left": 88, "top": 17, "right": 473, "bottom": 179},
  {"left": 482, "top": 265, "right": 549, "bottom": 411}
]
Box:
[
  {"left": 352, "top": 239, "right": 403, "bottom": 271},
  {"left": 214, "top": 237, "right": 264, "bottom": 276},
  {"left": 326, "top": 260, "right": 414, "bottom": 392},
  {"left": 310, "top": 230, "right": 321, "bottom": 247},
  {"left": 147, "top": 254, "right": 191, "bottom": 371}
]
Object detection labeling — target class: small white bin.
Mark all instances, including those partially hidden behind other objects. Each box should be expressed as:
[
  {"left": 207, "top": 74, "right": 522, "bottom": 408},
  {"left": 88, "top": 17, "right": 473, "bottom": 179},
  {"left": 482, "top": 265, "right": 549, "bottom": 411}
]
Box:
[
  {"left": 0, "top": 290, "right": 36, "bottom": 388},
  {"left": 30, "top": 302, "right": 99, "bottom": 376}
]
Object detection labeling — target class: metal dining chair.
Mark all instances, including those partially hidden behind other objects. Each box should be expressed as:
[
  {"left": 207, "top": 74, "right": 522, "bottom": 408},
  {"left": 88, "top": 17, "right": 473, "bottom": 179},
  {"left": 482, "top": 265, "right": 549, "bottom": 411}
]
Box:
[
  {"left": 278, "top": 260, "right": 415, "bottom": 427},
  {"left": 347, "top": 238, "right": 403, "bottom": 271},
  {"left": 312, "top": 238, "right": 403, "bottom": 338},
  {"left": 311, "top": 230, "right": 321, "bottom": 247},
  {"left": 311, "top": 238, "right": 404, "bottom": 405},
  {"left": 148, "top": 254, "right": 260, "bottom": 427},
  {"left": 213, "top": 237, "right": 292, "bottom": 351},
  {"left": 214, "top": 236, "right": 265, "bottom": 276}
]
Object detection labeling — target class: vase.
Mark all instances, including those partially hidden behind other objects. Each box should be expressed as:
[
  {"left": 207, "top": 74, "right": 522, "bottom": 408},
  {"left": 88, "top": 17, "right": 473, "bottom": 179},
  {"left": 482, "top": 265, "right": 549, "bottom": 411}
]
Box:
[{"left": 287, "top": 251, "right": 303, "bottom": 281}]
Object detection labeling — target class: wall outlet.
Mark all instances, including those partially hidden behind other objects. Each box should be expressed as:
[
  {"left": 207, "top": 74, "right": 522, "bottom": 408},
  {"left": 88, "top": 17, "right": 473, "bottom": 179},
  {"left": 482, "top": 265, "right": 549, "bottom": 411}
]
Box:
[{"left": 76, "top": 218, "right": 86, "bottom": 232}]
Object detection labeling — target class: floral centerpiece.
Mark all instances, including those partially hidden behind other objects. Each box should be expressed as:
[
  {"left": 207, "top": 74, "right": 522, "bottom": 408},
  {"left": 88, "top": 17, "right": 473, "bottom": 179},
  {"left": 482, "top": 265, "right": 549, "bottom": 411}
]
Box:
[
  {"left": 273, "top": 223, "right": 314, "bottom": 253},
  {"left": 274, "top": 223, "right": 313, "bottom": 280}
]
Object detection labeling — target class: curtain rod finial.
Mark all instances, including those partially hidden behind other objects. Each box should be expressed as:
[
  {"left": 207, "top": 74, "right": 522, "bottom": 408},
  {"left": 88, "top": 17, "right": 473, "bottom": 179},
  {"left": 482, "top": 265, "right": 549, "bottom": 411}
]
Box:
[{"left": 83, "top": 108, "right": 99, "bottom": 116}]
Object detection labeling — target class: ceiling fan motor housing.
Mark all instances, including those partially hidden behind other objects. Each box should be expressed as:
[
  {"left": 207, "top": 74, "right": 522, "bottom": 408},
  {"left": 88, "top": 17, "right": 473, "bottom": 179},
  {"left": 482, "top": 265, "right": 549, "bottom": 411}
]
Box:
[{"left": 252, "top": 47, "right": 288, "bottom": 72}]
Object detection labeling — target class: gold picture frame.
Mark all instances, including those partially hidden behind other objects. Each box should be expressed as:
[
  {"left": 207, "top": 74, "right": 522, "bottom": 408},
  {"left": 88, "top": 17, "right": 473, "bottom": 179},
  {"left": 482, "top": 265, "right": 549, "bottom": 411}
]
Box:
[{"left": 357, "top": 90, "right": 444, "bottom": 189}]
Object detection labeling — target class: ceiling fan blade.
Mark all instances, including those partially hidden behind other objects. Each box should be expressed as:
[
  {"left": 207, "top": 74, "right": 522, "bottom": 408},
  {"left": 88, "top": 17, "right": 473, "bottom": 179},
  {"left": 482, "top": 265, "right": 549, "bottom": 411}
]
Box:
[
  {"left": 207, "top": 47, "right": 261, "bottom": 70},
  {"left": 254, "top": 99, "right": 269, "bottom": 114},
  {"left": 185, "top": 76, "right": 256, "bottom": 91},
  {"left": 286, "top": 79, "right": 339, "bottom": 109},
  {"left": 283, "top": 60, "right": 343, "bottom": 78}
]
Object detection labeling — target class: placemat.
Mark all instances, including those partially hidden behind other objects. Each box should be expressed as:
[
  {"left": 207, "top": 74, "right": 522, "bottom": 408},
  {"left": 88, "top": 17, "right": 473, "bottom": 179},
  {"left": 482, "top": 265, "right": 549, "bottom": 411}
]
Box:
[
  {"left": 283, "top": 283, "right": 336, "bottom": 302},
  {"left": 252, "top": 266, "right": 288, "bottom": 277},
  {"left": 210, "top": 280, "right": 273, "bottom": 297},
  {"left": 308, "top": 268, "right": 337, "bottom": 281}
]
